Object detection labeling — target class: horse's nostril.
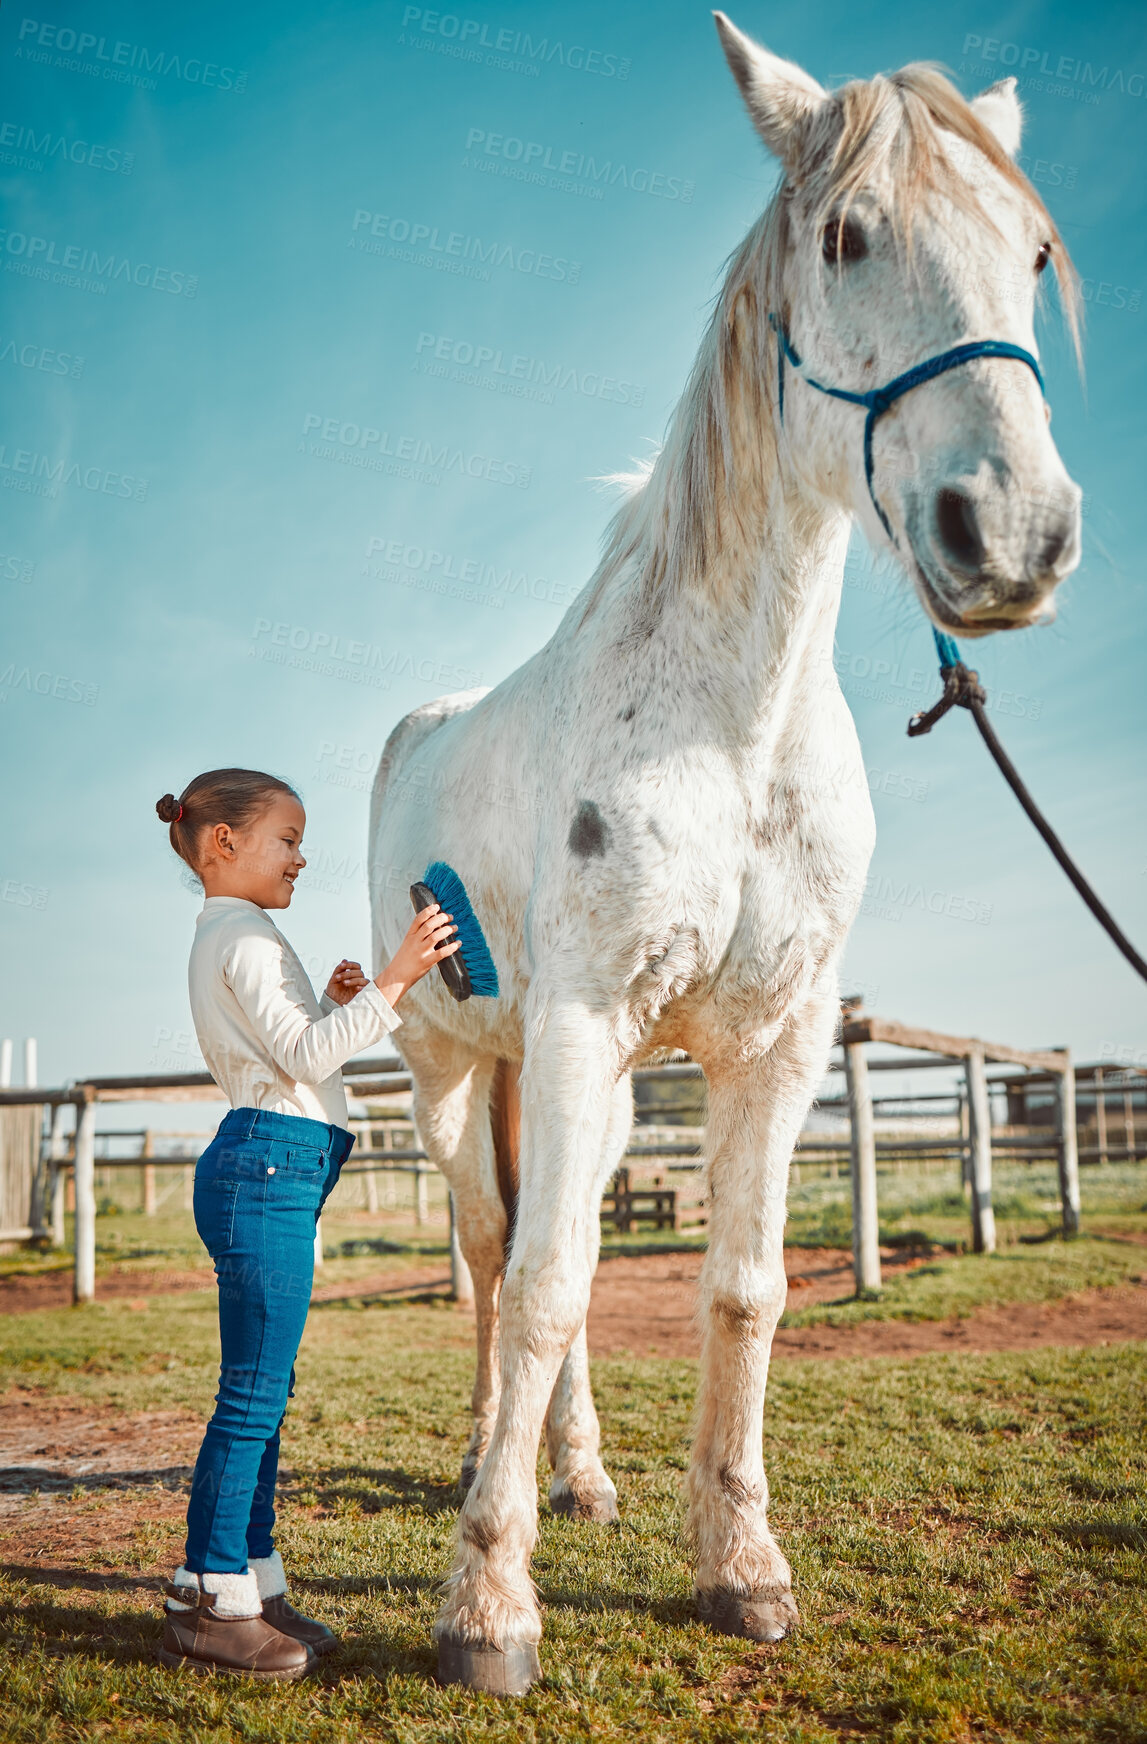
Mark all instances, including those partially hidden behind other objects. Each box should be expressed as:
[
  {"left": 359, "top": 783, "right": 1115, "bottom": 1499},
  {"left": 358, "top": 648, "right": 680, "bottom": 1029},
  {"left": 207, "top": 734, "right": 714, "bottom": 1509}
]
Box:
[
  {"left": 1034, "top": 518, "right": 1070, "bottom": 577},
  {"left": 934, "top": 488, "right": 985, "bottom": 574}
]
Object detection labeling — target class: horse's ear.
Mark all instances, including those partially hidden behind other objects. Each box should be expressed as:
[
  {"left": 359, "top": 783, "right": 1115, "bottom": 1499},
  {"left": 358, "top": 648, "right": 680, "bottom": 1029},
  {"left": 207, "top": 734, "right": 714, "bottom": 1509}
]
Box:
[
  {"left": 970, "top": 77, "right": 1023, "bottom": 157},
  {"left": 713, "top": 12, "right": 826, "bottom": 165}
]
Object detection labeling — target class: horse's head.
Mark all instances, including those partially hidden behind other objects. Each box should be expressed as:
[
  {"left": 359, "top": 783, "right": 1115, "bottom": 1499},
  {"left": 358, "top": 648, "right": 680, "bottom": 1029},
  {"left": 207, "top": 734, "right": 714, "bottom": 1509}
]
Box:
[{"left": 716, "top": 13, "right": 1082, "bottom": 637}]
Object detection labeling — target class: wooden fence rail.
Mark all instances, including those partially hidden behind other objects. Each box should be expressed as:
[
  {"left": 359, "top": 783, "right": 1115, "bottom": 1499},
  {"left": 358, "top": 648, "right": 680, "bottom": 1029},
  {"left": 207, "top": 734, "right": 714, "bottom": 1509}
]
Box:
[{"left": 1, "top": 1016, "right": 1137, "bottom": 1302}]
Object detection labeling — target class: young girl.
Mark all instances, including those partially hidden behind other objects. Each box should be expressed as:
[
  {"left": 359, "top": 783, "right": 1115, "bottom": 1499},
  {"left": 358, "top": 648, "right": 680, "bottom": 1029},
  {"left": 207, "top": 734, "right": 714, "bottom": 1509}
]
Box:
[{"left": 154, "top": 767, "right": 458, "bottom": 1680}]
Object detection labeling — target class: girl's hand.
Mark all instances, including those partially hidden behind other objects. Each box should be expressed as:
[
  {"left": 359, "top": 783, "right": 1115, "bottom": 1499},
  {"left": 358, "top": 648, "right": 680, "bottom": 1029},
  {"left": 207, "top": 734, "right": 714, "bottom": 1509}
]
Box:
[
  {"left": 374, "top": 904, "right": 460, "bottom": 1008},
  {"left": 325, "top": 959, "right": 369, "bottom": 1006}
]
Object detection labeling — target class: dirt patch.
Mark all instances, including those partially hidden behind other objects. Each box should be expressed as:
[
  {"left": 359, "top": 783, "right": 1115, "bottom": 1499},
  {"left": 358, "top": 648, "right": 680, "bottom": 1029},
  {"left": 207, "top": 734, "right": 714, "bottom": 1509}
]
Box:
[
  {"left": 0, "top": 1265, "right": 213, "bottom": 1316},
  {"left": 0, "top": 1261, "right": 453, "bottom": 1316},
  {"left": 6, "top": 1249, "right": 1147, "bottom": 1366},
  {"left": 766, "top": 1285, "right": 1147, "bottom": 1363},
  {"left": 0, "top": 1393, "right": 194, "bottom": 1593},
  {"left": 584, "top": 1247, "right": 922, "bottom": 1356},
  {"left": 311, "top": 1266, "right": 451, "bottom": 1304},
  {"left": 0, "top": 1390, "right": 203, "bottom": 1494},
  {"left": 580, "top": 1250, "right": 1147, "bottom": 1361}
]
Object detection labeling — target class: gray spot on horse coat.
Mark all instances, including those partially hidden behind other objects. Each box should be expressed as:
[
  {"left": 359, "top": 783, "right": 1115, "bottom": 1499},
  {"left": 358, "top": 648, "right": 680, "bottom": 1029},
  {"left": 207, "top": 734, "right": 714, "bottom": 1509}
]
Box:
[
  {"left": 462, "top": 1515, "right": 501, "bottom": 1552},
  {"left": 717, "top": 1464, "right": 760, "bottom": 1507},
  {"left": 569, "top": 800, "right": 610, "bottom": 859}
]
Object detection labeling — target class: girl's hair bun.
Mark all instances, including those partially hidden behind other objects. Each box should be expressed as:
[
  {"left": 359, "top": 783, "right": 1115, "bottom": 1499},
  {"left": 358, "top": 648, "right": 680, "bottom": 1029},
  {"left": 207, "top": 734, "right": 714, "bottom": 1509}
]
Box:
[{"left": 156, "top": 794, "right": 182, "bottom": 824}]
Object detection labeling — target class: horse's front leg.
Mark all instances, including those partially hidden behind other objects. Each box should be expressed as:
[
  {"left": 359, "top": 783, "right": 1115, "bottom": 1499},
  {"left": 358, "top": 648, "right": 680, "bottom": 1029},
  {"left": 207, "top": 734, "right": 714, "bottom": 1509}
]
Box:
[
  {"left": 434, "top": 1005, "right": 622, "bottom": 1691},
  {"left": 689, "top": 988, "right": 839, "bottom": 1641}
]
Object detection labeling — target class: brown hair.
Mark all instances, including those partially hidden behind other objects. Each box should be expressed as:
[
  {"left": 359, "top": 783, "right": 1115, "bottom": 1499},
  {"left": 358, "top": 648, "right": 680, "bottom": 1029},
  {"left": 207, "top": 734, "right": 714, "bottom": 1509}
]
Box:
[{"left": 156, "top": 768, "right": 300, "bottom": 873}]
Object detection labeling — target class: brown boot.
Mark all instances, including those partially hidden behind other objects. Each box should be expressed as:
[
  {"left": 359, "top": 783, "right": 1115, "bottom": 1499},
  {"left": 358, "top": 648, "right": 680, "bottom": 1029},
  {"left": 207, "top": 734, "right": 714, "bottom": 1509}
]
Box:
[
  {"left": 159, "top": 1585, "right": 314, "bottom": 1680},
  {"left": 262, "top": 1592, "right": 340, "bottom": 1658}
]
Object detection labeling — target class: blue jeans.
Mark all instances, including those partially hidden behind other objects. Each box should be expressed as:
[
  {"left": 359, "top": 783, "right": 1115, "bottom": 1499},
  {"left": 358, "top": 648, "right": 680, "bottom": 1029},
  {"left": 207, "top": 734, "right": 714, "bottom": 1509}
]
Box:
[{"left": 184, "top": 1107, "right": 355, "bottom": 1574}]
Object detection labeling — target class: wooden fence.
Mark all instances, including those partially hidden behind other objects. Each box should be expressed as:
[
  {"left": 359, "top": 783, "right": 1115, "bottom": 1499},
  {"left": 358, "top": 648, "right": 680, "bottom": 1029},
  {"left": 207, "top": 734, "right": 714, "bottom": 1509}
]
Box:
[{"left": 2, "top": 1013, "right": 1140, "bottom": 1304}]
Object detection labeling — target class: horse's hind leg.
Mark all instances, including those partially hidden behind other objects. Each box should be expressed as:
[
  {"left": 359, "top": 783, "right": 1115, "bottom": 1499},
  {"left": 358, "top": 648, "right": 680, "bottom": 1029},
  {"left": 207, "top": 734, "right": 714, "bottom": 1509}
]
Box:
[
  {"left": 544, "top": 1072, "right": 631, "bottom": 1523},
  {"left": 399, "top": 1025, "right": 508, "bottom": 1491}
]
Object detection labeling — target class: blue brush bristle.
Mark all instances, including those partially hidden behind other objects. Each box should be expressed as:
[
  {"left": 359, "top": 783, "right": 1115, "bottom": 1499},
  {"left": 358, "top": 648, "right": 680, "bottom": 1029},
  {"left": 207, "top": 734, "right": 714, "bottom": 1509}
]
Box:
[{"left": 421, "top": 860, "right": 500, "bottom": 997}]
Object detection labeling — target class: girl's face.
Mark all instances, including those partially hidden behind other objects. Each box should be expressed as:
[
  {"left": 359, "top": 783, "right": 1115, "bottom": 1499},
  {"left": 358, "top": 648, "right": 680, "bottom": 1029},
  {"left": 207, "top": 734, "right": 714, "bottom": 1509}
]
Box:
[{"left": 198, "top": 794, "right": 307, "bottom": 909}]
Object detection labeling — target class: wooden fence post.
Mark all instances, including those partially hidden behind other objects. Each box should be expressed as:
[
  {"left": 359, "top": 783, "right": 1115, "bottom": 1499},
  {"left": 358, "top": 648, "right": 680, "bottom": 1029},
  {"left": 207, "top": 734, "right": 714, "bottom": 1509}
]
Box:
[
  {"left": 449, "top": 1190, "right": 474, "bottom": 1308},
  {"left": 964, "top": 1048, "right": 995, "bottom": 1254},
  {"left": 49, "top": 1104, "right": 68, "bottom": 1247},
  {"left": 73, "top": 1097, "right": 97, "bottom": 1304},
  {"left": 313, "top": 1219, "right": 324, "bottom": 1267},
  {"left": 1093, "top": 1067, "right": 1108, "bottom": 1167},
  {"left": 1056, "top": 1052, "right": 1081, "bottom": 1237},
  {"left": 29, "top": 1105, "right": 49, "bottom": 1239},
  {"left": 844, "top": 1039, "right": 881, "bottom": 1294},
  {"left": 415, "top": 1164, "right": 429, "bottom": 1226},
  {"left": 142, "top": 1130, "right": 156, "bottom": 1215},
  {"left": 0, "top": 1040, "right": 10, "bottom": 1088}
]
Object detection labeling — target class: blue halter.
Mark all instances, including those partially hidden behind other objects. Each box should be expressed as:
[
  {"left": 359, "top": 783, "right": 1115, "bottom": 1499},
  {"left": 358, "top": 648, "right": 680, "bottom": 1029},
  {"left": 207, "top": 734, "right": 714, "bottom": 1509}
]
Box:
[
  {"left": 767, "top": 314, "right": 1046, "bottom": 672},
  {"left": 767, "top": 312, "right": 1044, "bottom": 554}
]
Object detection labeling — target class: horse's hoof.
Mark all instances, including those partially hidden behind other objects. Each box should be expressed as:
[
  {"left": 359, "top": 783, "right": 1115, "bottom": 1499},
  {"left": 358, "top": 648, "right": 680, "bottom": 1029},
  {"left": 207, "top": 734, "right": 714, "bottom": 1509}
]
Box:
[
  {"left": 696, "top": 1586, "right": 799, "bottom": 1642},
  {"left": 435, "top": 1633, "right": 541, "bottom": 1694},
  {"left": 549, "top": 1484, "right": 620, "bottom": 1524}
]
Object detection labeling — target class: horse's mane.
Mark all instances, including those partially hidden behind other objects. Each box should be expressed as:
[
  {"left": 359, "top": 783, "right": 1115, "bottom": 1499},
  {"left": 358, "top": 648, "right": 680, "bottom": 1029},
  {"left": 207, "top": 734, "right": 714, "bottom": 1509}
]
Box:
[{"left": 577, "top": 65, "right": 1079, "bottom": 629}]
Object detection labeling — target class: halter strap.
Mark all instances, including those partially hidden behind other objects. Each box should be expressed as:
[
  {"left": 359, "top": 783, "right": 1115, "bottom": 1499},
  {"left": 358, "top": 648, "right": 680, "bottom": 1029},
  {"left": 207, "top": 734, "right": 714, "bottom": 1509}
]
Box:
[{"left": 767, "top": 313, "right": 1045, "bottom": 544}]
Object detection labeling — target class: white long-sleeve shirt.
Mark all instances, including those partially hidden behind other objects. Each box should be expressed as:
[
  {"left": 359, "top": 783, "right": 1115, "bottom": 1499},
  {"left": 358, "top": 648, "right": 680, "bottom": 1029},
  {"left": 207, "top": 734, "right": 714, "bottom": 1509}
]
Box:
[{"left": 188, "top": 896, "right": 401, "bottom": 1127}]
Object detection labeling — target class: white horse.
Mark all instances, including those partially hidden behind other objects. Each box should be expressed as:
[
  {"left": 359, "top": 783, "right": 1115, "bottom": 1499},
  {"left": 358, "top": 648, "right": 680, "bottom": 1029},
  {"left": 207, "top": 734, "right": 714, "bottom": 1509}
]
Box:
[{"left": 368, "top": 14, "right": 1081, "bottom": 1689}]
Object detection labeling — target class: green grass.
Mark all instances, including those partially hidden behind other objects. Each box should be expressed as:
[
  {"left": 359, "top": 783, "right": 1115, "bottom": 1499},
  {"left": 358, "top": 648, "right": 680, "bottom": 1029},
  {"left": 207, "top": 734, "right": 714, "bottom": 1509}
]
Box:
[
  {"left": 784, "top": 1157, "right": 1147, "bottom": 1251},
  {"left": 782, "top": 1234, "right": 1146, "bottom": 1329},
  {"left": 1, "top": 1290, "right": 1146, "bottom": 1741}
]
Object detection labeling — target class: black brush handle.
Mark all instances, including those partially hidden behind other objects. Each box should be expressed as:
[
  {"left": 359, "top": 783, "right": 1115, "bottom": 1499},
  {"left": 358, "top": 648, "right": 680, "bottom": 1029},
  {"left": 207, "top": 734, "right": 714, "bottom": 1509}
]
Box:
[{"left": 409, "top": 881, "right": 472, "bottom": 1002}]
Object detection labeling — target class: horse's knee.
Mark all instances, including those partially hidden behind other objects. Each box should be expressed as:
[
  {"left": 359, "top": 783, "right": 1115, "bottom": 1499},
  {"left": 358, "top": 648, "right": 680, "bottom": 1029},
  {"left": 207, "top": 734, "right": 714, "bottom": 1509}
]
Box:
[
  {"left": 500, "top": 1269, "right": 589, "bottom": 1359},
  {"left": 705, "top": 1275, "right": 787, "bottom": 1339}
]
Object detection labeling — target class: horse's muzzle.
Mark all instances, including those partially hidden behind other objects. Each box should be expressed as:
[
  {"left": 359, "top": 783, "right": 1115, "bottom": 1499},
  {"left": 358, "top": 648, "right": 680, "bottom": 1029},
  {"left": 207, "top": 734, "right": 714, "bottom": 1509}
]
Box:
[{"left": 913, "top": 475, "right": 1081, "bottom": 637}]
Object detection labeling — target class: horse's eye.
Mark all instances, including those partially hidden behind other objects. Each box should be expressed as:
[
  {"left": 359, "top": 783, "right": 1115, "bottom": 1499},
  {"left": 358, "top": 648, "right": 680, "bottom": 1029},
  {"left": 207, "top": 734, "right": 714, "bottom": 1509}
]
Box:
[
  {"left": 1034, "top": 241, "right": 1052, "bottom": 275},
  {"left": 822, "top": 214, "right": 867, "bottom": 266}
]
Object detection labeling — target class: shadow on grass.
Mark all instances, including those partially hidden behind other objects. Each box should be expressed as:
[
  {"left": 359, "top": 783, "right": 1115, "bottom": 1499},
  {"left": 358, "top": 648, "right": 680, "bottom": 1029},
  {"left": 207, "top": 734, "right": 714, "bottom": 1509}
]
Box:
[
  {"left": 329, "top": 1238, "right": 408, "bottom": 1258},
  {"left": 1057, "top": 1521, "right": 1147, "bottom": 1549},
  {"left": 311, "top": 1288, "right": 454, "bottom": 1313},
  {"left": 0, "top": 1466, "right": 193, "bottom": 1495},
  {"left": 0, "top": 1590, "right": 438, "bottom": 1682},
  {"left": 282, "top": 1464, "right": 461, "bottom": 1517},
  {"left": 598, "top": 1237, "right": 707, "bottom": 1262},
  {"left": 535, "top": 1581, "right": 697, "bottom": 1628},
  {"left": 0, "top": 1594, "right": 167, "bottom": 1667},
  {"left": 1, "top": 1563, "right": 163, "bottom": 1595}
]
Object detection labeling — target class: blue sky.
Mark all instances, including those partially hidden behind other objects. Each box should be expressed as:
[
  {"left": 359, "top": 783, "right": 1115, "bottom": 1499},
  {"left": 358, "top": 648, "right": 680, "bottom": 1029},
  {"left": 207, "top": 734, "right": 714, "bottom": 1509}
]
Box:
[{"left": 1, "top": 0, "right": 1145, "bottom": 1104}]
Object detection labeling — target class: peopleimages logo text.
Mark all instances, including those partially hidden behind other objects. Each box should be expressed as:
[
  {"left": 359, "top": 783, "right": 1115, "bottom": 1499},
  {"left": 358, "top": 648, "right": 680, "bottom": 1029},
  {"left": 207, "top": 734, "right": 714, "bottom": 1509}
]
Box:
[
  {"left": 415, "top": 331, "right": 644, "bottom": 406},
  {"left": 399, "top": 8, "right": 630, "bottom": 79},
  {"left": 961, "top": 33, "right": 1145, "bottom": 96},
  {"left": 350, "top": 209, "right": 580, "bottom": 284},
  {"left": 15, "top": 19, "right": 248, "bottom": 92},
  {"left": 0, "top": 120, "right": 134, "bottom": 174},
  {"left": 301, "top": 414, "right": 531, "bottom": 489},
  {"left": 0, "top": 230, "right": 197, "bottom": 296},
  {"left": 462, "top": 127, "right": 693, "bottom": 201}
]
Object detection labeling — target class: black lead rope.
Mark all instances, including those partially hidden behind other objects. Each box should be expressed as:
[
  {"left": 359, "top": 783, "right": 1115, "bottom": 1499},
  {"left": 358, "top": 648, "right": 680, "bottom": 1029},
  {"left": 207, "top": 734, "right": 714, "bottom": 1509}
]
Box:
[{"left": 908, "top": 640, "right": 1147, "bottom": 985}]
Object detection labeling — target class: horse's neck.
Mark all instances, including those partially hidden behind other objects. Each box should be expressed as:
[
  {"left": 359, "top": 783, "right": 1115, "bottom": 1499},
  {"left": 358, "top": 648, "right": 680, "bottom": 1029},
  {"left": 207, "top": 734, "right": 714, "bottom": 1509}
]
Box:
[{"left": 595, "top": 477, "right": 851, "bottom": 759}]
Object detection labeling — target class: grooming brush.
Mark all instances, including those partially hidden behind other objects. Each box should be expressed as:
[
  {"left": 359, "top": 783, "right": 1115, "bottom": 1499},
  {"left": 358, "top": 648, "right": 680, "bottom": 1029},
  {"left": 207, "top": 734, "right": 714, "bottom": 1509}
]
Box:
[{"left": 409, "top": 860, "right": 500, "bottom": 1002}]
